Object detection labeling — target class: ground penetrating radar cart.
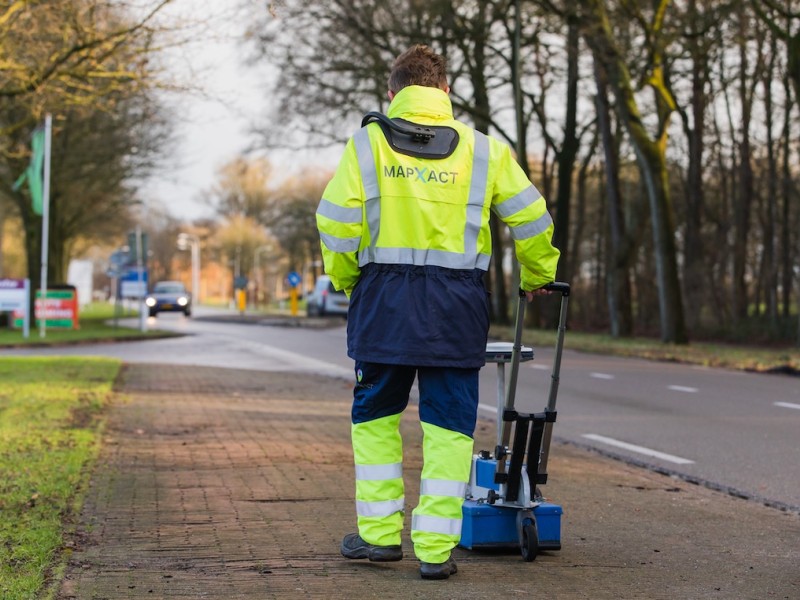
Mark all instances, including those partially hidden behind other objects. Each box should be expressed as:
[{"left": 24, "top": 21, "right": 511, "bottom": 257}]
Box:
[{"left": 460, "top": 282, "right": 571, "bottom": 561}]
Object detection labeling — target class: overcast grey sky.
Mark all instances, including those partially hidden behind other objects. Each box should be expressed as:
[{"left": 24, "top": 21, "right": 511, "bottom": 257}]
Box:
[
  {"left": 135, "top": 2, "right": 267, "bottom": 220},
  {"left": 136, "top": 1, "right": 348, "bottom": 222}
]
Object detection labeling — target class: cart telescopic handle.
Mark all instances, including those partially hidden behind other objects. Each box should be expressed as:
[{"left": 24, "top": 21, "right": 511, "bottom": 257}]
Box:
[
  {"left": 498, "top": 281, "right": 571, "bottom": 480},
  {"left": 538, "top": 281, "right": 571, "bottom": 477},
  {"left": 507, "top": 281, "right": 570, "bottom": 414},
  {"left": 542, "top": 282, "right": 570, "bottom": 296},
  {"left": 518, "top": 282, "right": 571, "bottom": 297}
]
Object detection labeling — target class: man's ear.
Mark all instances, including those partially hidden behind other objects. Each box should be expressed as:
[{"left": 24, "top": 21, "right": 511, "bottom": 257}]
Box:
[{"left": 388, "top": 90, "right": 396, "bottom": 101}]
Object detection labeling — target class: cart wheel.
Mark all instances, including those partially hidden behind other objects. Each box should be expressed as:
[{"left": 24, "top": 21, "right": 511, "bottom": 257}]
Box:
[{"left": 521, "top": 522, "right": 538, "bottom": 562}]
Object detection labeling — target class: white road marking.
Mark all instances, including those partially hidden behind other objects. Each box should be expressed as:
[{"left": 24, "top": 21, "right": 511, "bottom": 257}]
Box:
[
  {"left": 774, "top": 402, "right": 800, "bottom": 411},
  {"left": 478, "top": 404, "right": 496, "bottom": 414},
  {"left": 668, "top": 385, "right": 698, "bottom": 393},
  {"left": 590, "top": 372, "right": 615, "bottom": 380},
  {"left": 582, "top": 434, "right": 695, "bottom": 465},
  {"left": 529, "top": 364, "right": 549, "bottom": 370}
]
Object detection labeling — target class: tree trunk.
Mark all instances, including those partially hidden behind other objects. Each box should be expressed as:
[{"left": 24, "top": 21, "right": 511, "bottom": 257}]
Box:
[
  {"left": 732, "top": 8, "right": 759, "bottom": 322},
  {"left": 594, "top": 59, "right": 633, "bottom": 337},
  {"left": 781, "top": 72, "right": 793, "bottom": 319},
  {"left": 581, "top": 0, "right": 687, "bottom": 343},
  {"left": 468, "top": 4, "right": 509, "bottom": 324},
  {"left": 552, "top": 18, "right": 580, "bottom": 283},
  {"left": 680, "top": 0, "right": 707, "bottom": 329},
  {"left": 763, "top": 45, "right": 779, "bottom": 325}
]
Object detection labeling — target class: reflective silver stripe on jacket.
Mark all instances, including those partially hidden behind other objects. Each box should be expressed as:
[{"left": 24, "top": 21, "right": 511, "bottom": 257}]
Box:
[
  {"left": 354, "top": 128, "right": 381, "bottom": 263},
  {"left": 509, "top": 210, "right": 553, "bottom": 241},
  {"left": 355, "top": 462, "right": 403, "bottom": 481},
  {"left": 493, "top": 184, "right": 541, "bottom": 219},
  {"left": 361, "top": 248, "right": 491, "bottom": 271},
  {"left": 419, "top": 479, "right": 467, "bottom": 498},
  {"left": 317, "top": 198, "right": 362, "bottom": 223},
  {"left": 353, "top": 127, "right": 490, "bottom": 270},
  {"left": 464, "top": 131, "right": 490, "bottom": 257},
  {"left": 356, "top": 497, "right": 405, "bottom": 518},
  {"left": 411, "top": 514, "right": 462, "bottom": 537},
  {"left": 319, "top": 231, "right": 360, "bottom": 253}
]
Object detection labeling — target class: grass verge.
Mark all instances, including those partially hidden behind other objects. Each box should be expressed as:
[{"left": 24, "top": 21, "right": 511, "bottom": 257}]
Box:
[
  {"left": 0, "top": 302, "right": 179, "bottom": 347},
  {"left": 489, "top": 325, "right": 799, "bottom": 374},
  {"left": 0, "top": 357, "right": 121, "bottom": 599}
]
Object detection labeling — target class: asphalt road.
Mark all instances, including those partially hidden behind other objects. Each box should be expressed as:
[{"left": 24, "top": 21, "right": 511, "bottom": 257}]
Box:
[{"left": 4, "top": 306, "right": 798, "bottom": 513}]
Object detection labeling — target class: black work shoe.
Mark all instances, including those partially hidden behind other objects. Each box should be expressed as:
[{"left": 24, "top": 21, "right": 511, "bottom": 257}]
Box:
[
  {"left": 419, "top": 557, "right": 458, "bottom": 580},
  {"left": 340, "top": 533, "right": 403, "bottom": 562}
]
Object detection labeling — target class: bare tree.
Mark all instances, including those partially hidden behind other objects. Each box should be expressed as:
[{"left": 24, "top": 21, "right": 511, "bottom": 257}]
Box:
[
  {"left": 579, "top": 0, "right": 688, "bottom": 343},
  {"left": 204, "top": 156, "right": 275, "bottom": 222},
  {"left": 0, "top": 0, "right": 177, "bottom": 302}
]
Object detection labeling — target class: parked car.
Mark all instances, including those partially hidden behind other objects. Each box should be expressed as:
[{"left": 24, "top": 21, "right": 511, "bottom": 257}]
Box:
[
  {"left": 145, "top": 281, "right": 191, "bottom": 317},
  {"left": 306, "top": 275, "right": 349, "bottom": 317}
]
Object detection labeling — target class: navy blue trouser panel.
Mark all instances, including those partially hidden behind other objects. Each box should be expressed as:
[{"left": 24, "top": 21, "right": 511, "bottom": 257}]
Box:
[
  {"left": 416, "top": 366, "right": 480, "bottom": 438},
  {"left": 352, "top": 362, "right": 415, "bottom": 424},
  {"left": 352, "top": 361, "right": 480, "bottom": 438}
]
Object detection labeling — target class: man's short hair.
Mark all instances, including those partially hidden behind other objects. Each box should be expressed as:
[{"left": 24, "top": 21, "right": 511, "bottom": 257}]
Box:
[{"left": 388, "top": 44, "right": 448, "bottom": 93}]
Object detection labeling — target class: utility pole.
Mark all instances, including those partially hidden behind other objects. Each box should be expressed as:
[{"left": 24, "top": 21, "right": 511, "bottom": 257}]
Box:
[{"left": 39, "top": 114, "right": 52, "bottom": 338}]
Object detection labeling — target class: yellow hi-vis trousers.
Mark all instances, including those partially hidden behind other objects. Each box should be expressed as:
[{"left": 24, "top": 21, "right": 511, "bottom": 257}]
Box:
[
  {"left": 352, "top": 416, "right": 473, "bottom": 563},
  {"left": 352, "top": 414, "right": 405, "bottom": 547}
]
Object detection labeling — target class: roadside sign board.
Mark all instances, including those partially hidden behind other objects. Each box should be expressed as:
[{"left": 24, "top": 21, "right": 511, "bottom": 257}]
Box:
[
  {"left": 127, "top": 231, "right": 148, "bottom": 265},
  {"left": 0, "top": 278, "right": 28, "bottom": 311},
  {"left": 107, "top": 249, "right": 130, "bottom": 277},
  {"left": 1, "top": 278, "right": 30, "bottom": 338},
  {"left": 12, "top": 288, "right": 78, "bottom": 329},
  {"left": 120, "top": 267, "right": 148, "bottom": 298}
]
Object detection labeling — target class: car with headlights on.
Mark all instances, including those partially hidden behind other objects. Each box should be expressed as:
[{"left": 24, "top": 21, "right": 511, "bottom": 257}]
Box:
[{"left": 145, "top": 281, "right": 191, "bottom": 317}]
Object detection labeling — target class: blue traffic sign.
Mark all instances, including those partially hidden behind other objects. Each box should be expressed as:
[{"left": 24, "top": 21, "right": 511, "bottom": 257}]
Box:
[
  {"left": 119, "top": 267, "right": 148, "bottom": 299},
  {"left": 287, "top": 271, "right": 301, "bottom": 288}
]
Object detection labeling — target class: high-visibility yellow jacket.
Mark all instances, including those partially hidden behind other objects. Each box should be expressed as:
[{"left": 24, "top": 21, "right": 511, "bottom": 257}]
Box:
[{"left": 316, "top": 85, "right": 560, "bottom": 367}]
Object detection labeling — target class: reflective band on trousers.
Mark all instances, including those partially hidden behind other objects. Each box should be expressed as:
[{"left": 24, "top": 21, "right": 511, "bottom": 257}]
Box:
[
  {"left": 419, "top": 479, "right": 467, "bottom": 498},
  {"left": 509, "top": 210, "right": 553, "bottom": 241},
  {"left": 412, "top": 514, "right": 462, "bottom": 537},
  {"left": 355, "top": 462, "right": 403, "bottom": 481},
  {"left": 356, "top": 497, "right": 405, "bottom": 518},
  {"left": 354, "top": 127, "right": 490, "bottom": 270}
]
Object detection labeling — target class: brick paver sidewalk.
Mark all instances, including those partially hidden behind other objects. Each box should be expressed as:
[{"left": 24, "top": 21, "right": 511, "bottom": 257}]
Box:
[{"left": 57, "top": 364, "right": 799, "bottom": 599}]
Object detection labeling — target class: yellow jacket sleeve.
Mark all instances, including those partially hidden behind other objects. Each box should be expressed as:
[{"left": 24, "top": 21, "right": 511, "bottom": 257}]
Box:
[
  {"left": 316, "top": 138, "right": 364, "bottom": 296},
  {"left": 490, "top": 143, "right": 560, "bottom": 290}
]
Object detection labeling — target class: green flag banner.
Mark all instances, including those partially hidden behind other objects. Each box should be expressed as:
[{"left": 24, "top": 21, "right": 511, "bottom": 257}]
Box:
[{"left": 12, "top": 126, "right": 45, "bottom": 216}]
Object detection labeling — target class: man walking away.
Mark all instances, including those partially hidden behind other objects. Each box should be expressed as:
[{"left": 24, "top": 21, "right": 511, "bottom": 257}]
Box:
[{"left": 316, "top": 44, "right": 560, "bottom": 580}]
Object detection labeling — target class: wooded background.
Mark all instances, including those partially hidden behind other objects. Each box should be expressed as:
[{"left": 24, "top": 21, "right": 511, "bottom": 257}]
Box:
[
  {"left": 246, "top": 0, "right": 800, "bottom": 345},
  {"left": 2, "top": 0, "right": 799, "bottom": 345}
]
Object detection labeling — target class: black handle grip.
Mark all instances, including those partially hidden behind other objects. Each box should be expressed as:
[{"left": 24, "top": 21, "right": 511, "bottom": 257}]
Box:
[
  {"left": 519, "top": 282, "right": 571, "bottom": 297},
  {"left": 543, "top": 281, "right": 570, "bottom": 296}
]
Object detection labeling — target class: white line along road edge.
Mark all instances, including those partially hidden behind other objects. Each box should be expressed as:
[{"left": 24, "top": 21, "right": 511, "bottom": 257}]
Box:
[
  {"left": 582, "top": 434, "right": 695, "bottom": 465},
  {"left": 774, "top": 402, "right": 800, "bottom": 411},
  {"left": 668, "top": 385, "right": 698, "bottom": 393}
]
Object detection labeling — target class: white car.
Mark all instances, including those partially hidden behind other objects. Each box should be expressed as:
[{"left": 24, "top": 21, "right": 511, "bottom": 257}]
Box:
[{"left": 306, "top": 275, "right": 349, "bottom": 317}]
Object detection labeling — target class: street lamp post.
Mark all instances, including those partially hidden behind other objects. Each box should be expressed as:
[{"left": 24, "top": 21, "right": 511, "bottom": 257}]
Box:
[{"left": 177, "top": 233, "right": 201, "bottom": 305}]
